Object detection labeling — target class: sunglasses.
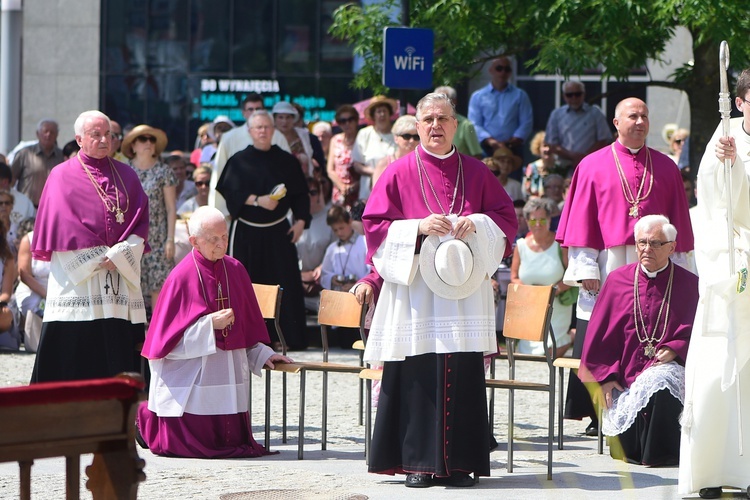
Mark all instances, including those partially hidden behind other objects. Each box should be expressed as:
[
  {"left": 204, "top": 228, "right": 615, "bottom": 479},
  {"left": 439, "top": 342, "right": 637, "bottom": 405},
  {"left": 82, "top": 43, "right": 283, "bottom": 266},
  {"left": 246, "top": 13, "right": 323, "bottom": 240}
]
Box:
[
  {"left": 527, "top": 218, "right": 548, "bottom": 226},
  {"left": 308, "top": 190, "right": 320, "bottom": 196},
  {"left": 194, "top": 181, "right": 210, "bottom": 187},
  {"left": 495, "top": 65, "right": 512, "bottom": 73},
  {"left": 337, "top": 116, "right": 357, "bottom": 124},
  {"left": 0, "top": 201, "right": 11, "bottom": 207},
  {"left": 564, "top": 91, "right": 584, "bottom": 98},
  {"left": 136, "top": 135, "right": 157, "bottom": 143},
  {"left": 399, "top": 133, "right": 420, "bottom": 141},
  {"left": 491, "top": 170, "right": 502, "bottom": 177},
  {"left": 673, "top": 138, "right": 685, "bottom": 145}
]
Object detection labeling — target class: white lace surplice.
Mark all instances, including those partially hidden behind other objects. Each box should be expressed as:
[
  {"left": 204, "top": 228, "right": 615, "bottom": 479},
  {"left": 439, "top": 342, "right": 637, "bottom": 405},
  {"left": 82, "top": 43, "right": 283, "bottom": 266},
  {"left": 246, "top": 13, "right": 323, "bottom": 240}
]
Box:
[
  {"left": 44, "top": 235, "right": 146, "bottom": 323},
  {"left": 602, "top": 361, "right": 684, "bottom": 436},
  {"left": 364, "top": 214, "right": 505, "bottom": 363}
]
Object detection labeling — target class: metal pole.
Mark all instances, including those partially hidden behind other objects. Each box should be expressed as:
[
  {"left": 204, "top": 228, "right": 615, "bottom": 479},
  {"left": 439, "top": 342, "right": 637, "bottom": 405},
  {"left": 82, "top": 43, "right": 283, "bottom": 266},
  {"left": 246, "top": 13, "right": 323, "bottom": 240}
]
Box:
[
  {"left": 399, "top": 0, "right": 408, "bottom": 116},
  {"left": 0, "top": 0, "right": 22, "bottom": 155}
]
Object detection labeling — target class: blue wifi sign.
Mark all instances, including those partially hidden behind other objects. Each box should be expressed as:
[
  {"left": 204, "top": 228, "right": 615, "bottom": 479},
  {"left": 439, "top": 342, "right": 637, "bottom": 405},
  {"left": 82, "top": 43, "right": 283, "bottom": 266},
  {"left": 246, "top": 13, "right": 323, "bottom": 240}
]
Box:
[{"left": 383, "top": 27, "right": 434, "bottom": 89}]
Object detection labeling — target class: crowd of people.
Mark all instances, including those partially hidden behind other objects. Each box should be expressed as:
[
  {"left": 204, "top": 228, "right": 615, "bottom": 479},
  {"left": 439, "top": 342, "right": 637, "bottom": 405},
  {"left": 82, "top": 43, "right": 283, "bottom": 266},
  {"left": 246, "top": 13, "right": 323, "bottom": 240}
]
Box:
[{"left": 1, "top": 57, "right": 748, "bottom": 498}]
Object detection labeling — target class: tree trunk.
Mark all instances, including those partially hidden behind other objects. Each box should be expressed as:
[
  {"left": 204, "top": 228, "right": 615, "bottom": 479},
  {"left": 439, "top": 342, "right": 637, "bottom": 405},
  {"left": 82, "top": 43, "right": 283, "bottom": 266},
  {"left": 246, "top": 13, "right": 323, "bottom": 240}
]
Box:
[{"left": 685, "top": 40, "right": 722, "bottom": 177}]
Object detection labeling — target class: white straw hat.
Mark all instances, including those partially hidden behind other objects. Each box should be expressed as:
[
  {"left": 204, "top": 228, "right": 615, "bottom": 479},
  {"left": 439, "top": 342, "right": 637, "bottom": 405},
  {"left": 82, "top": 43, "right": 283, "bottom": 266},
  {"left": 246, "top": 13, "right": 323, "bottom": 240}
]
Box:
[{"left": 419, "top": 233, "right": 486, "bottom": 300}]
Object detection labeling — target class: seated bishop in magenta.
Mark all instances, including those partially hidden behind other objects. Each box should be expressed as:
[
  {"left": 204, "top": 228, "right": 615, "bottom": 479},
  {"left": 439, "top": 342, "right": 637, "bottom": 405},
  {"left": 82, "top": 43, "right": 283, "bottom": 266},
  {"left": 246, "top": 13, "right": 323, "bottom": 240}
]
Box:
[
  {"left": 137, "top": 206, "right": 292, "bottom": 458},
  {"left": 579, "top": 214, "right": 698, "bottom": 466}
]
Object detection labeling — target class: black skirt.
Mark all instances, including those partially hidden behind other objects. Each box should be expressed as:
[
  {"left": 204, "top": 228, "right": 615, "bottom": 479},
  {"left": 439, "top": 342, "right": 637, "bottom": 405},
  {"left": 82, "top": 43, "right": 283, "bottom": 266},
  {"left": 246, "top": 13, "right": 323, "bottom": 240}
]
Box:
[
  {"left": 230, "top": 218, "right": 308, "bottom": 350},
  {"left": 608, "top": 388, "right": 683, "bottom": 466},
  {"left": 564, "top": 318, "right": 597, "bottom": 420},
  {"left": 30, "top": 318, "right": 145, "bottom": 383},
  {"left": 368, "top": 351, "right": 491, "bottom": 478}
]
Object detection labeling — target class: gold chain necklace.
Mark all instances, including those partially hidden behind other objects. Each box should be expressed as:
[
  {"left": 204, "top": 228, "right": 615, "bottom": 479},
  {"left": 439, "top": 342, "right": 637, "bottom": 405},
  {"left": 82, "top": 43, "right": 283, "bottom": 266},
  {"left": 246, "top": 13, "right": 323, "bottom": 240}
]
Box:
[
  {"left": 415, "top": 147, "right": 464, "bottom": 216},
  {"left": 192, "top": 249, "right": 232, "bottom": 337},
  {"left": 77, "top": 154, "right": 130, "bottom": 224},
  {"left": 632, "top": 262, "right": 674, "bottom": 358},
  {"left": 612, "top": 143, "right": 654, "bottom": 218}
]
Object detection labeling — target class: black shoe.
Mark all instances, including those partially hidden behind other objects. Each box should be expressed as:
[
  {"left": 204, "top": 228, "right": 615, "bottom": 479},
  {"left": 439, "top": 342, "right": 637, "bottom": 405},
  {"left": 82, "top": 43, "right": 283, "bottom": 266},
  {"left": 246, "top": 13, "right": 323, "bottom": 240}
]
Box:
[
  {"left": 405, "top": 473, "right": 432, "bottom": 488},
  {"left": 698, "top": 487, "right": 722, "bottom": 499},
  {"left": 585, "top": 420, "right": 599, "bottom": 437},
  {"left": 445, "top": 472, "right": 475, "bottom": 487},
  {"left": 134, "top": 423, "right": 149, "bottom": 449}
]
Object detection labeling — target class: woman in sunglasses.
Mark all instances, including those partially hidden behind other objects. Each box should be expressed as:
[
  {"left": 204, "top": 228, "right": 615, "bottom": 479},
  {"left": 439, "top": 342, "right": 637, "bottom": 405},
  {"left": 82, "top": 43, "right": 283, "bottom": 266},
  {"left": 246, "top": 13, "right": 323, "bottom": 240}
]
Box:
[
  {"left": 122, "top": 125, "right": 177, "bottom": 313},
  {"left": 372, "top": 115, "right": 419, "bottom": 188},
  {"left": 327, "top": 104, "right": 361, "bottom": 209},
  {"left": 510, "top": 197, "right": 573, "bottom": 357},
  {"left": 668, "top": 128, "right": 689, "bottom": 166}
]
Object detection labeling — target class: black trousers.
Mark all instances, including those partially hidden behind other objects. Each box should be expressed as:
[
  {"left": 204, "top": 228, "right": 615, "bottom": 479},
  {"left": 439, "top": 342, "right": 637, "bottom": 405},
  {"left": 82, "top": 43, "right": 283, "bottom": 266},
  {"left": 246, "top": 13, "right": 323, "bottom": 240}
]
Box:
[{"left": 564, "top": 318, "right": 597, "bottom": 420}]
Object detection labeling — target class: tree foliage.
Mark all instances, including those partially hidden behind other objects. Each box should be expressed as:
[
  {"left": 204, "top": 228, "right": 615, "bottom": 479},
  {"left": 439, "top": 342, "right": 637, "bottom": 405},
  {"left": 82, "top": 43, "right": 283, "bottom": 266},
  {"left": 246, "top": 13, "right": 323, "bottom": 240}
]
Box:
[{"left": 330, "top": 0, "right": 750, "bottom": 168}]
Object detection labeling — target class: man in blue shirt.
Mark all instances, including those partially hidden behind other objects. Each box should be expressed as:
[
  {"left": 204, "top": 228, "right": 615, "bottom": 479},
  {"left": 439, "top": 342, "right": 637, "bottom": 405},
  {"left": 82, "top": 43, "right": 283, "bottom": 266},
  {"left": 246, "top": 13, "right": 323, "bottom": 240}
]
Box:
[{"left": 468, "top": 56, "right": 533, "bottom": 159}]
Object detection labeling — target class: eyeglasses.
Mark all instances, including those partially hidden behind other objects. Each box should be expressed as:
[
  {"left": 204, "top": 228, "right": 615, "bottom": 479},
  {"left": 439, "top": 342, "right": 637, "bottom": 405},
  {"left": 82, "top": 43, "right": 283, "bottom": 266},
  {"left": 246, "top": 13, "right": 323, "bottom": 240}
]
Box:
[
  {"left": 527, "top": 218, "right": 548, "bottom": 226},
  {"left": 399, "top": 133, "right": 420, "bottom": 141},
  {"left": 194, "top": 181, "right": 210, "bottom": 187},
  {"left": 0, "top": 201, "right": 12, "bottom": 207},
  {"left": 636, "top": 239, "right": 673, "bottom": 250},
  {"left": 337, "top": 116, "right": 357, "bottom": 124},
  {"left": 111, "top": 133, "right": 123, "bottom": 141},
  {"left": 308, "top": 190, "right": 320, "bottom": 196},
  {"left": 136, "top": 136, "right": 157, "bottom": 143},
  {"left": 564, "top": 91, "right": 584, "bottom": 98},
  {"left": 495, "top": 65, "right": 512, "bottom": 73}
]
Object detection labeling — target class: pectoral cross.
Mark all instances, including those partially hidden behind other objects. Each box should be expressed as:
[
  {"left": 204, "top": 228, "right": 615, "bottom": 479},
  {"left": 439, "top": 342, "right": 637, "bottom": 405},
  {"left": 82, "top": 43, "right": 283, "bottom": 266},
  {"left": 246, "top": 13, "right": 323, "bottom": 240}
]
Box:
[
  {"left": 216, "top": 282, "right": 229, "bottom": 310},
  {"left": 644, "top": 343, "right": 656, "bottom": 359},
  {"left": 629, "top": 203, "right": 639, "bottom": 218}
]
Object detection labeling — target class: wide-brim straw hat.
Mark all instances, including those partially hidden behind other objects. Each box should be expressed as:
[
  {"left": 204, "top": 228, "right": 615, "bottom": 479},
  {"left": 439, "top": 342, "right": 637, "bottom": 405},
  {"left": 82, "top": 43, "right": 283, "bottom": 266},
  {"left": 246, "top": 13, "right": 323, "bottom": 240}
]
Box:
[
  {"left": 419, "top": 233, "right": 486, "bottom": 300},
  {"left": 492, "top": 144, "right": 523, "bottom": 170},
  {"left": 122, "top": 124, "right": 168, "bottom": 159},
  {"left": 364, "top": 95, "right": 398, "bottom": 122},
  {"left": 207, "top": 115, "right": 236, "bottom": 141}
]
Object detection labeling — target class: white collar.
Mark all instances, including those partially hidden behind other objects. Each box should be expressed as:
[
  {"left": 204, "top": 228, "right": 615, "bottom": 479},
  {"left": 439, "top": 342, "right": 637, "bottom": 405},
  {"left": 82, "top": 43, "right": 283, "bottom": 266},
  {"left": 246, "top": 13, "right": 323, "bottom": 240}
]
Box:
[
  {"left": 640, "top": 261, "right": 669, "bottom": 278},
  {"left": 420, "top": 145, "right": 456, "bottom": 160},
  {"left": 617, "top": 139, "right": 643, "bottom": 154}
]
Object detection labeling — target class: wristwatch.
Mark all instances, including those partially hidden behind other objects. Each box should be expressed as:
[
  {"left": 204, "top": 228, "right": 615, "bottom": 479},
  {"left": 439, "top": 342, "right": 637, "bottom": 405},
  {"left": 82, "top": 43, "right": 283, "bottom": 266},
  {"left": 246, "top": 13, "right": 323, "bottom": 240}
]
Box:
[{"left": 253, "top": 195, "right": 259, "bottom": 207}]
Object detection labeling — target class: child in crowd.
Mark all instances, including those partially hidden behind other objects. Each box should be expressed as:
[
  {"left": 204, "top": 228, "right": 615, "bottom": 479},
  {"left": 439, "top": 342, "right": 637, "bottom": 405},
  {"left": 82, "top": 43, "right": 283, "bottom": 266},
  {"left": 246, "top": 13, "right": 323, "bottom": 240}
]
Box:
[{"left": 320, "top": 205, "right": 369, "bottom": 292}]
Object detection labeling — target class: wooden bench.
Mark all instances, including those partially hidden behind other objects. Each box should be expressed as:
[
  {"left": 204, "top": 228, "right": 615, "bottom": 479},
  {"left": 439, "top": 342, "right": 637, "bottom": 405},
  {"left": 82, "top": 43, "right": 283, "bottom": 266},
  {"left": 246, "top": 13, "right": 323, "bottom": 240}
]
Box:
[{"left": 0, "top": 372, "right": 146, "bottom": 500}]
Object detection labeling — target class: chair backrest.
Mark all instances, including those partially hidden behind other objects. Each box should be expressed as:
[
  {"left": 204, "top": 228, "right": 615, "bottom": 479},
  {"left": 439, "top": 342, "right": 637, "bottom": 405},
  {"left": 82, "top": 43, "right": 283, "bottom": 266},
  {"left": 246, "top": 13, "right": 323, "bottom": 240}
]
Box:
[
  {"left": 253, "top": 283, "right": 282, "bottom": 320},
  {"left": 252, "top": 283, "right": 287, "bottom": 354},
  {"left": 318, "top": 289, "right": 366, "bottom": 329},
  {"left": 503, "top": 283, "right": 555, "bottom": 342}
]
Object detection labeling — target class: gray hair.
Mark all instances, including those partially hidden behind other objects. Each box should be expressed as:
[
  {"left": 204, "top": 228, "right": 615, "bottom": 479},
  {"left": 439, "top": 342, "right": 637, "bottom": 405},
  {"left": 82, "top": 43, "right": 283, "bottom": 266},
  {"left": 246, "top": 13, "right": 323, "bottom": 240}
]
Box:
[
  {"left": 73, "top": 111, "right": 110, "bottom": 136},
  {"left": 246, "top": 110, "right": 274, "bottom": 128},
  {"left": 415, "top": 92, "right": 456, "bottom": 121},
  {"left": 562, "top": 80, "right": 585, "bottom": 93},
  {"left": 36, "top": 119, "right": 59, "bottom": 132},
  {"left": 522, "top": 197, "right": 557, "bottom": 220},
  {"left": 188, "top": 206, "right": 226, "bottom": 237},
  {"left": 434, "top": 85, "right": 457, "bottom": 102},
  {"left": 543, "top": 173, "right": 564, "bottom": 187},
  {"left": 391, "top": 115, "right": 417, "bottom": 136},
  {"left": 634, "top": 214, "right": 677, "bottom": 242},
  {"left": 311, "top": 121, "right": 332, "bottom": 135}
]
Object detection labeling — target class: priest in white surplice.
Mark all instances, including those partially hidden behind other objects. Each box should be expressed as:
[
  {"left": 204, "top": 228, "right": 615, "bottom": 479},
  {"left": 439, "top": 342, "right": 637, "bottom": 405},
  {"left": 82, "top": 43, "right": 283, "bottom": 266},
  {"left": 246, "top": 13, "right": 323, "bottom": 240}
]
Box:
[
  {"left": 30, "top": 110, "right": 150, "bottom": 383},
  {"left": 679, "top": 69, "right": 750, "bottom": 500},
  {"left": 354, "top": 92, "right": 517, "bottom": 489}
]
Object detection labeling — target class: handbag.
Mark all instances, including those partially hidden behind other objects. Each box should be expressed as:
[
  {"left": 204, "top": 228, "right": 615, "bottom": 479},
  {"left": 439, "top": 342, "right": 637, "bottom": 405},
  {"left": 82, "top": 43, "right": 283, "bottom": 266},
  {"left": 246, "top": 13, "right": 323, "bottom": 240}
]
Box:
[{"left": 556, "top": 244, "right": 578, "bottom": 306}]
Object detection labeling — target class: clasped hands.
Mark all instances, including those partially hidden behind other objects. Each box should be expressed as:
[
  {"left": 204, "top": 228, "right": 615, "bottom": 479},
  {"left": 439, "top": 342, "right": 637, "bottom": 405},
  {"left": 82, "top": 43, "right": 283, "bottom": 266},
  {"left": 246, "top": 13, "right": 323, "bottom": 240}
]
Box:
[{"left": 418, "top": 214, "right": 475, "bottom": 239}]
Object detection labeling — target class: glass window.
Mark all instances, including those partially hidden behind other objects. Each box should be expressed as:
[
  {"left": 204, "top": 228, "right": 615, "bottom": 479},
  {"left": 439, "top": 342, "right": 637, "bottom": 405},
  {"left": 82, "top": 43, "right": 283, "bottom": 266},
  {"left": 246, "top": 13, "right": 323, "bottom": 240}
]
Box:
[
  {"left": 320, "top": 1, "right": 353, "bottom": 75},
  {"left": 190, "top": 0, "right": 231, "bottom": 73},
  {"left": 233, "top": 0, "right": 274, "bottom": 73},
  {"left": 277, "top": 0, "right": 318, "bottom": 74},
  {"left": 148, "top": 0, "right": 189, "bottom": 73}
]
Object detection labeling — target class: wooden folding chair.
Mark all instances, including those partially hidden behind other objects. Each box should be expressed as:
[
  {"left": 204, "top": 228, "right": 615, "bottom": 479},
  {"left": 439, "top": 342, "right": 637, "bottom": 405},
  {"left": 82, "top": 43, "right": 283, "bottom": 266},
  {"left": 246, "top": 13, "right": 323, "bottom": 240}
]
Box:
[
  {"left": 252, "top": 283, "right": 303, "bottom": 450},
  {"left": 486, "top": 283, "right": 556, "bottom": 480},
  {"left": 553, "top": 357, "right": 604, "bottom": 454}
]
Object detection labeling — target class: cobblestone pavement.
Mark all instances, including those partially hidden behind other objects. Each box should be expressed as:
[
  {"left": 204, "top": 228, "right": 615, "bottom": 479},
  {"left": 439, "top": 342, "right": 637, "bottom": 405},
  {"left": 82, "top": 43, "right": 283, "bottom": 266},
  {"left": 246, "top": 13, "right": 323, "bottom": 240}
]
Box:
[{"left": 0, "top": 348, "right": 712, "bottom": 500}]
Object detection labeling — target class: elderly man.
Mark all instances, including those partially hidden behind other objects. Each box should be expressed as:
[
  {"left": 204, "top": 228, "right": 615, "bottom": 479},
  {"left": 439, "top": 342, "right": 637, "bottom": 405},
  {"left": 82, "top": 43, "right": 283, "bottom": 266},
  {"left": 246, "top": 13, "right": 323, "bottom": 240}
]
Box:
[
  {"left": 468, "top": 56, "right": 533, "bottom": 158},
  {"left": 434, "top": 85, "right": 483, "bottom": 158},
  {"left": 109, "top": 120, "right": 128, "bottom": 162},
  {"left": 11, "top": 119, "right": 65, "bottom": 207},
  {"left": 30, "top": 110, "right": 149, "bottom": 382},
  {"left": 209, "top": 93, "right": 290, "bottom": 216},
  {"left": 355, "top": 92, "right": 517, "bottom": 488},
  {"left": 216, "top": 111, "right": 310, "bottom": 351},
  {"left": 580, "top": 215, "right": 698, "bottom": 466},
  {"left": 679, "top": 68, "right": 750, "bottom": 500},
  {"left": 545, "top": 81, "right": 611, "bottom": 168},
  {"left": 138, "top": 206, "right": 291, "bottom": 457}
]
